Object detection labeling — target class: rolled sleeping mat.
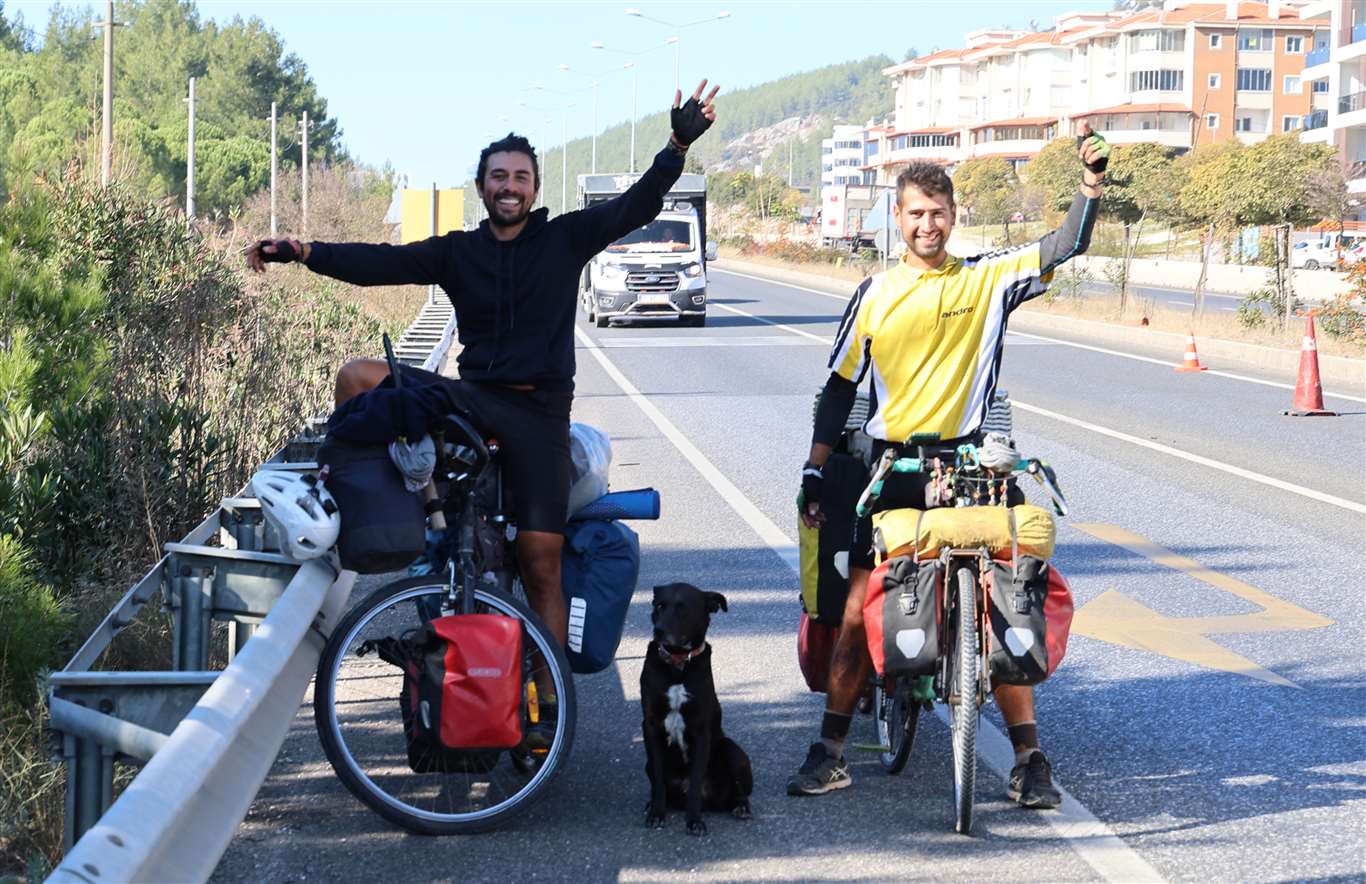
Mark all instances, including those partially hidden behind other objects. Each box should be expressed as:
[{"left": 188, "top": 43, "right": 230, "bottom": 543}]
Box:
[{"left": 569, "top": 488, "right": 661, "bottom": 522}]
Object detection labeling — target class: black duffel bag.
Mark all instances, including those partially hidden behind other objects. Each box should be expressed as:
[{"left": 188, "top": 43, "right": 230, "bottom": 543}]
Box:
[{"left": 317, "top": 437, "right": 426, "bottom": 574}]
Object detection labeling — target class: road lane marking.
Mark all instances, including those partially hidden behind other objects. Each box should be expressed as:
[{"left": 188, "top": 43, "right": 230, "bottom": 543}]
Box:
[
  {"left": 1008, "top": 331, "right": 1366, "bottom": 403},
  {"left": 586, "top": 334, "right": 819, "bottom": 348},
  {"left": 707, "top": 301, "right": 830, "bottom": 342},
  {"left": 712, "top": 268, "right": 1365, "bottom": 402},
  {"left": 1013, "top": 400, "right": 1366, "bottom": 514},
  {"left": 1070, "top": 523, "right": 1334, "bottom": 688},
  {"left": 575, "top": 324, "right": 1164, "bottom": 884}
]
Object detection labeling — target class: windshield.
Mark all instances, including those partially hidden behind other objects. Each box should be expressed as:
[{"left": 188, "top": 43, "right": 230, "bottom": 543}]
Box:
[{"left": 605, "top": 219, "right": 694, "bottom": 253}]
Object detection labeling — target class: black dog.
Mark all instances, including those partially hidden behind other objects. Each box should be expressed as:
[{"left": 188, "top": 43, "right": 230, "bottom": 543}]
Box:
[{"left": 640, "top": 582, "right": 753, "bottom": 836}]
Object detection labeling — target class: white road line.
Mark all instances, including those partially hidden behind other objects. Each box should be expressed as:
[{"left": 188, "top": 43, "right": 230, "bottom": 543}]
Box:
[
  {"left": 713, "top": 268, "right": 1366, "bottom": 403},
  {"left": 575, "top": 324, "right": 1164, "bottom": 884},
  {"left": 707, "top": 301, "right": 829, "bottom": 342},
  {"left": 1169, "top": 301, "right": 1194, "bottom": 307},
  {"left": 1008, "top": 331, "right": 1366, "bottom": 403},
  {"left": 711, "top": 267, "right": 850, "bottom": 302},
  {"left": 1013, "top": 400, "right": 1366, "bottom": 514},
  {"left": 589, "top": 334, "right": 817, "bottom": 348}
]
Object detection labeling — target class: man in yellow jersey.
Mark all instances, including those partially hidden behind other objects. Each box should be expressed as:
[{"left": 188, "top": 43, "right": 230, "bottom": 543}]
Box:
[{"left": 788, "top": 124, "right": 1108, "bottom": 806}]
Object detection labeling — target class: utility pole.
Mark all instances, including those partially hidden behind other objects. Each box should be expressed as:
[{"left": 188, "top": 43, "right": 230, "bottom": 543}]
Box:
[
  {"left": 185, "top": 77, "right": 196, "bottom": 221},
  {"left": 629, "top": 64, "right": 638, "bottom": 174},
  {"left": 269, "top": 101, "right": 278, "bottom": 237},
  {"left": 99, "top": 0, "right": 115, "bottom": 187},
  {"left": 561, "top": 113, "right": 568, "bottom": 215},
  {"left": 591, "top": 81, "right": 599, "bottom": 174},
  {"left": 300, "top": 111, "right": 310, "bottom": 238}
]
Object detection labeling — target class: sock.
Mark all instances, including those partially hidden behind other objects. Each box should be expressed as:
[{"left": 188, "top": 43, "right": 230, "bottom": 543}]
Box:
[
  {"left": 820, "top": 710, "right": 852, "bottom": 759},
  {"left": 1008, "top": 721, "right": 1039, "bottom": 765}
]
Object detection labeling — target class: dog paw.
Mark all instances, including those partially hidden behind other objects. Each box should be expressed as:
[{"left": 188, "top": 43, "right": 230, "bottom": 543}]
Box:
[
  {"left": 644, "top": 803, "right": 666, "bottom": 829},
  {"left": 686, "top": 818, "right": 708, "bottom": 837},
  {"left": 732, "top": 800, "right": 753, "bottom": 820}
]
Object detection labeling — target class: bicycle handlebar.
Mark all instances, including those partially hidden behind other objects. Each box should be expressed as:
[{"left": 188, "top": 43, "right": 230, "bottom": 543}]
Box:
[{"left": 855, "top": 441, "right": 1069, "bottom": 517}]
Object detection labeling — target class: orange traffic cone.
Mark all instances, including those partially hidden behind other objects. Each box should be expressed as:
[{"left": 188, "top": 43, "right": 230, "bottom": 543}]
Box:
[
  {"left": 1284, "top": 312, "right": 1337, "bottom": 417},
  {"left": 1174, "top": 330, "right": 1208, "bottom": 372}
]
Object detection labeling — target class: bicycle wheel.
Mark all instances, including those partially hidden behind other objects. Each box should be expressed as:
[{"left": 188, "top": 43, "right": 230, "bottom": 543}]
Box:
[
  {"left": 314, "top": 576, "right": 576, "bottom": 835},
  {"left": 948, "top": 566, "right": 979, "bottom": 835},
  {"left": 875, "top": 678, "right": 920, "bottom": 774}
]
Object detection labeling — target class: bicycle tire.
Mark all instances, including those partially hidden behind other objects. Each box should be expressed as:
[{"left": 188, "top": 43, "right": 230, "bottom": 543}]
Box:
[
  {"left": 314, "top": 575, "right": 577, "bottom": 835},
  {"left": 875, "top": 678, "right": 920, "bottom": 774},
  {"left": 949, "top": 566, "right": 979, "bottom": 835}
]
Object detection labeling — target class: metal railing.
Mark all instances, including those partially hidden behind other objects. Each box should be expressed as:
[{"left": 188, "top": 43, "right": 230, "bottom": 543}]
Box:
[
  {"left": 1306, "top": 45, "right": 1331, "bottom": 67},
  {"left": 1338, "top": 90, "right": 1366, "bottom": 115},
  {"left": 1354, "top": 23, "right": 1366, "bottom": 45},
  {"left": 46, "top": 296, "right": 458, "bottom": 882},
  {"left": 1303, "top": 109, "right": 1330, "bottom": 131}
]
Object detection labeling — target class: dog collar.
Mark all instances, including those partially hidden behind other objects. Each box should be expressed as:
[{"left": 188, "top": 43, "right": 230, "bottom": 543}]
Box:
[{"left": 658, "top": 642, "right": 705, "bottom": 670}]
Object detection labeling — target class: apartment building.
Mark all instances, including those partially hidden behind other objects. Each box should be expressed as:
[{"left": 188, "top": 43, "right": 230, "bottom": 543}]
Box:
[
  {"left": 1296, "top": 0, "right": 1366, "bottom": 197},
  {"left": 863, "top": 1, "right": 1316, "bottom": 186},
  {"left": 821, "top": 125, "right": 866, "bottom": 186}
]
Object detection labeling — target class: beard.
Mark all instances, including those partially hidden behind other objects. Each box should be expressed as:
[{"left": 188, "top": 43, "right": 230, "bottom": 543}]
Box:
[
  {"left": 908, "top": 233, "right": 945, "bottom": 260},
  {"left": 484, "top": 191, "right": 532, "bottom": 228}
]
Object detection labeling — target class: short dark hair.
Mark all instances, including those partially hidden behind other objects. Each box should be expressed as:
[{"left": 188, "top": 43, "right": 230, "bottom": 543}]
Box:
[
  {"left": 895, "top": 162, "right": 954, "bottom": 206},
  {"left": 476, "top": 133, "right": 539, "bottom": 189}
]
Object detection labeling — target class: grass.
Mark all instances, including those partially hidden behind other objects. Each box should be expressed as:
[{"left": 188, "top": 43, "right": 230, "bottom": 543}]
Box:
[{"left": 717, "top": 249, "right": 1366, "bottom": 360}]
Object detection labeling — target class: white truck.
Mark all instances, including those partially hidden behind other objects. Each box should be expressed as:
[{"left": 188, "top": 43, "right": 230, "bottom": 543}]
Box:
[
  {"left": 578, "top": 172, "right": 714, "bottom": 328},
  {"left": 820, "top": 183, "right": 892, "bottom": 252}
]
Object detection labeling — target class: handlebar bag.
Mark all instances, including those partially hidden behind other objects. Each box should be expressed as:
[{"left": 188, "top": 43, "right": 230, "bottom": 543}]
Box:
[
  {"left": 359, "top": 613, "right": 524, "bottom": 774},
  {"left": 983, "top": 556, "right": 1074, "bottom": 685},
  {"left": 863, "top": 555, "right": 942, "bottom": 677},
  {"left": 560, "top": 519, "right": 640, "bottom": 673},
  {"left": 318, "top": 436, "right": 426, "bottom": 574},
  {"left": 799, "top": 452, "right": 869, "bottom": 625}
]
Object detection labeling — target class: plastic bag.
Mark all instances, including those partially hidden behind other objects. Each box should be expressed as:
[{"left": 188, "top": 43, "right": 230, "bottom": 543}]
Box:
[{"left": 567, "top": 422, "right": 612, "bottom": 516}]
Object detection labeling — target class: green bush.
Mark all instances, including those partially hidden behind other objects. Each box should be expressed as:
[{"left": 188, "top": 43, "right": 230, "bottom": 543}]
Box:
[{"left": 0, "top": 535, "right": 68, "bottom": 710}]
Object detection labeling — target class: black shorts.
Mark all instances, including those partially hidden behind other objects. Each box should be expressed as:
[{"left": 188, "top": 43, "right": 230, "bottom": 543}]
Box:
[
  {"left": 849, "top": 437, "right": 1023, "bottom": 572},
  {"left": 396, "top": 365, "right": 573, "bottom": 535}
]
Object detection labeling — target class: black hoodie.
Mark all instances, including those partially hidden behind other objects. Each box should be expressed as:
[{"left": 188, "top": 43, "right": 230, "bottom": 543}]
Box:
[{"left": 304, "top": 147, "right": 686, "bottom": 393}]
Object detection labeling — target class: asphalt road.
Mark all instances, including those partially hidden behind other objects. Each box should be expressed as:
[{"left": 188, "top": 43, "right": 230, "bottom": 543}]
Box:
[{"left": 214, "top": 268, "right": 1366, "bottom": 883}]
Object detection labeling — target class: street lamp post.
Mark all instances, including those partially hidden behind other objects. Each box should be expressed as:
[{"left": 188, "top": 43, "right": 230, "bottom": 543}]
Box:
[
  {"left": 624, "top": 9, "right": 730, "bottom": 93},
  {"left": 185, "top": 77, "right": 196, "bottom": 221},
  {"left": 626, "top": 63, "right": 637, "bottom": 173},
  {"left": 560, "top": 101, "right": 576, "bottom": 215}
]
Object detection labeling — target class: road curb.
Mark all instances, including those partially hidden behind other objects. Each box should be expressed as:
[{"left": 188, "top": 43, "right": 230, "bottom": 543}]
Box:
[{"left": 712, "top": 258, "right": 1365, "bottom": 389}]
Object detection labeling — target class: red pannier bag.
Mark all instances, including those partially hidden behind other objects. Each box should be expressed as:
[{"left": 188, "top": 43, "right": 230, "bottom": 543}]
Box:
[
  {"left": 862, "top": 555, "right": 942, "bottom": 678},
  {"left": 797, "top": 611, "right": 838, "bottom": 693},
  {"left": 983, "top": 556, "right": 1074, "bottom": 685}
]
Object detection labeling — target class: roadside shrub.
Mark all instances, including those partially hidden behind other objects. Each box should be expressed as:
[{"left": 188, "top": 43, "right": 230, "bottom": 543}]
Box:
[{"left": 0, "top": 536, "right": 69, "bottom": 710}]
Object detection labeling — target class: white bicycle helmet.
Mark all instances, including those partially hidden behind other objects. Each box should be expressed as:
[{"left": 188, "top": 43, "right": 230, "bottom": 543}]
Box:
[{"left": 250, "top": 469, "right": 340, "bottom": 561}]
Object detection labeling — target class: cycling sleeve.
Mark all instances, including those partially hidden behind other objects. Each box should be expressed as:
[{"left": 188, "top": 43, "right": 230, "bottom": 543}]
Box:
[
  {"left": 812, "top": 372, "right": 857, "bottom": 448},
  {"left": 564, "top": 147, "right": 686, "bottom": 263},
  {"left": 1036, "top": 192, "right": 1100, "bottom": 275}
]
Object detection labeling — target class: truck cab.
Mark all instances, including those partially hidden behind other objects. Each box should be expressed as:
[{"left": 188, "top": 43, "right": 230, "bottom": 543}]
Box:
[{"left": 578, "top": 174, "right": 710, "bottom": 328}]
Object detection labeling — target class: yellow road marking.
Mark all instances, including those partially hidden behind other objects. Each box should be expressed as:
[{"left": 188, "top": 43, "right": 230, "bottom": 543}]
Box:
[{"left": 1070, "top": 523, "right": 1334, "bottom": 688}]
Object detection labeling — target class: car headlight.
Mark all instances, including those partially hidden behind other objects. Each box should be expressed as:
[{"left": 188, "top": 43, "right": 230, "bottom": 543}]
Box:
[
  {"left": 683, "top": 263, "right": 703, "bottom": 278},
  {"left": 597, "top": 263, "right": 627, "bottom": 280}
]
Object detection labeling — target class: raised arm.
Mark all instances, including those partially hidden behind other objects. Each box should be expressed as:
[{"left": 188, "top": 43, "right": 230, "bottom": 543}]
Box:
[
  {"left": 568, "top": 80, "right": 719, "bottom": 260},
  {"left": 245, "top": 235, "right": 450, "bottom": 287},
  {"left": 1036, "top": 121, "right": 1107, "bottom": 274}
]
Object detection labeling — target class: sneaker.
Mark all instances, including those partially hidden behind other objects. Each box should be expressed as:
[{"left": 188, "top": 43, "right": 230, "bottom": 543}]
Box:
[
  {"left": 786, "top": 742, "right": 852, "bottom": 796},
  {"left": 1008, "top": 750, "right": 1062, "bottom": 809}
]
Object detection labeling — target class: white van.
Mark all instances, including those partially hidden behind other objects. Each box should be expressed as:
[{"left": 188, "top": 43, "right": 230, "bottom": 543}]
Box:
[{"left": 1292, "top": 230, "right": 1366, "bottom": 270}]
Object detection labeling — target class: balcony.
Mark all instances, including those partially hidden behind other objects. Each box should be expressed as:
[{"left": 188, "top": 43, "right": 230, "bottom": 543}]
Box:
[
  {"left": 1354, "top": 23, "right": 1366, "bottom": 44},
  {"left": 1306, "top": 45, "right": 1331, "bottom": 66},
  {"left": 1339, "top": 90, "right": 1366, "bottom": 115},
  {"left": 1303, "top": 109, "right": 1329, "bottom": 131}
]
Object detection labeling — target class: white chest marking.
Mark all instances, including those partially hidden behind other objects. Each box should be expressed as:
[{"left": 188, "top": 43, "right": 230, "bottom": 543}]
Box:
[{"left": 663, "top": 684, "right": 690, "bottom": 761}]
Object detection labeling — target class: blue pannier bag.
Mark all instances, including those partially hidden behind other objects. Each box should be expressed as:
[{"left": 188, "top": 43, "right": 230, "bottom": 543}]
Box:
[{"left": 560, "top": 519, "right": 640, "bottom": 674}]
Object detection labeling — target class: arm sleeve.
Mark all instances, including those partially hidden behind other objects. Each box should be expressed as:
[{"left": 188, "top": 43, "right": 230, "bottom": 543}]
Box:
[
  {"left": 564, "top": 146, "right": 686, "bottom": 262},
  {"left": 827, "top": 277, "right": 874, "bottom": 383},
  {"left": 304, "top": 235, "right": 450, "bottom": 287},
  {"left": 979, "top": 192, "right": 1100, "bottom": 312},
  {"left": 812, "top": 373, "right": 857, "bottom": 448},
  {"left": 1036, "top": 191, "right": 1101, "bottom": 275}
]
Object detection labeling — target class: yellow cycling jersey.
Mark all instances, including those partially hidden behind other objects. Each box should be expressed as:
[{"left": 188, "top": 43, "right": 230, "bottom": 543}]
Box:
[{"left": 828, "top": 244, "right": 1053, "bottom": 441}]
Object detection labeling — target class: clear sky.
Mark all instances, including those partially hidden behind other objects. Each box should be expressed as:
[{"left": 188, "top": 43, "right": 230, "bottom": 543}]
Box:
[{"left": 11, "top": 0, "right": 1104, "bottom": 186}]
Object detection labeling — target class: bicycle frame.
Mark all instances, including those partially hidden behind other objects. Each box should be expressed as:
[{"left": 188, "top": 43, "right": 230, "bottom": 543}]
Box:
[{"left": 936, "top": 547, "right": 994, "bottom": 710}]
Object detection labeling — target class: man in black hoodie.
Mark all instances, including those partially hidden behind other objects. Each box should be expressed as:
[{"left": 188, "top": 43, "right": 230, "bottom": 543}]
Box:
[{"left": 247, "top": 81, "right": 720, "bottom": 646}]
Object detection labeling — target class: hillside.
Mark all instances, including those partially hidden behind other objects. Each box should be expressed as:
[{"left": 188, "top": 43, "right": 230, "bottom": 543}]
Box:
[{"left": 506, "top": 55, "right": 896, "bottom": 220}]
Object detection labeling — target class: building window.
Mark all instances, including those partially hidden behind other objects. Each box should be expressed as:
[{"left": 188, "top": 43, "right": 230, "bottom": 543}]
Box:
[
  {"left": 1286, "top": 36, "right": 1303, "bottom": 53},
  {"left": 1313, "top": 80, "right": 1329, "bottom": 93},
  {"left": 1209, "top": 33, "right": 1222, "bottom": 50},
  {"left": 1128, "top": 29, "right": 1185, "bottom": 52},
  {"left": 1234, "top": 116, "right": 1255, "bottom": 132},
  {"left": 1283, "top": 115, "right": 1302, "bottom": 132},
  {"left": 866, "top": 141, "right": 879, "bottom": 156},
  {"left": 1236, "top": 68, "right": 1272, "bottom": 92},
  {"left": 1206, "top": 113, "right": 1219, "bottom": 130},
  {"left": 1284, "top": 75, "right": 1302, "bottom": 94},
  {"left": 1237, "top": 29, "right": 1273, "bottom": 51},
  {"left": 1129, "top": 69, "right": 1185, "bottom": 92},
  {"left": 1209, "top": 73, "right": 1221, "bottom": 89}
]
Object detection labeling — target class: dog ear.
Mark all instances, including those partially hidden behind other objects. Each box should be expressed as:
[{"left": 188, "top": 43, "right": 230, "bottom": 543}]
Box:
[{"left": 704, "top": 592, "right": 728, "bottom": 614}]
